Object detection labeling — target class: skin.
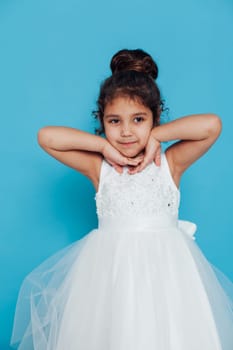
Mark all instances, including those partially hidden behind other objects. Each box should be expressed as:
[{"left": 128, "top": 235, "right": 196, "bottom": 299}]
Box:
[
  {"left": 102, "top": 96, "right": 161, "bottom": 174},
  {"left": 38, "top": 96, "right": 222, "bottom": 192}
]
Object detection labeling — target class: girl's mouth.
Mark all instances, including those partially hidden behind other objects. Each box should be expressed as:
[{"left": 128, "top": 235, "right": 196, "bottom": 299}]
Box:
[{"left": 119, "top": 141, "right": 137, "bottom": 146}]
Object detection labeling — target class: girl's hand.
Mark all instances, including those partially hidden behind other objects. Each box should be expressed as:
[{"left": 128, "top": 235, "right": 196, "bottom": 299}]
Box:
[
  {"left": 102, "top": 142, "right": 144, "bottom": 174},
  {"left": 127, "top": 135, "right": 161, "bottom": 174}
]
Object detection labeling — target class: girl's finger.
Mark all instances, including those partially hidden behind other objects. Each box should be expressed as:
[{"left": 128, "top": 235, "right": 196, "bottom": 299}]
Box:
[
  {"left": 127, "top": 164, "right": 141, "bottom": 174},
  {"left": 123, "top": 157, "right": 143, "bottom": 166},
  {"left": 134, "top": 157, "right": 152, "bottom": 173},
  {"left": 113, "top": 164, "right": 123, "bottom": 173},
  {"left": 154, "top": 152, "right": 161, "bottom": 166}
]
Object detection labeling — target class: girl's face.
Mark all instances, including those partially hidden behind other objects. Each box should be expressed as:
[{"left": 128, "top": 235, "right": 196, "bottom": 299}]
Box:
[{"left": 103, "top": 96, "right": 153, "bottom": 158}]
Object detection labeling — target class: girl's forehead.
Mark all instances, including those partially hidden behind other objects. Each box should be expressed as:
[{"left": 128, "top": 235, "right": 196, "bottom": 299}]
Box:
[{"left": 104, "top": 96, "right": 150, "bottom": 113}]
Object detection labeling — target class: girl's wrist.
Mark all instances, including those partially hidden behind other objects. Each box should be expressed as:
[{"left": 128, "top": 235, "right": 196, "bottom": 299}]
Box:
[
  {"left": 99, "top": 137, "right": 110, "bottom": 155},
  {"left": 150, "top": 127, "right": 161, "bottom": 143}
]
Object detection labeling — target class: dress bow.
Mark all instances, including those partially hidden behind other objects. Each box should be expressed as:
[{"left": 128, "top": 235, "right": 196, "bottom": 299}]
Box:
[{"left": 178, "top": 220, "right": 197, "bottom": 240}]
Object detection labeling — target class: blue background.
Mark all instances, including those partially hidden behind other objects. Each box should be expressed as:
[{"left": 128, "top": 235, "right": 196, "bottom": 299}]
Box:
[{"left": 1, "top": 0, "right": 233, "bottom": 348}]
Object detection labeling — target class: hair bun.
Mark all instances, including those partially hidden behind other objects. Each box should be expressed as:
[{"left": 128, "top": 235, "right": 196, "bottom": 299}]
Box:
[{"left": 110, "top": 48, "right": 158, "bottom": 80}]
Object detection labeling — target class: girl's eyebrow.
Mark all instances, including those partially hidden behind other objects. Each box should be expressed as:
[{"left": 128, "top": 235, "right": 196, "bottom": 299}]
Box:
[{"left": 104, "top": 112, "right": 148, "bottom": 119}]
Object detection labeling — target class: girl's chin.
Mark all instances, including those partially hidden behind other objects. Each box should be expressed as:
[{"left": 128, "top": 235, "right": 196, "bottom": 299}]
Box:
[{"left": 121, "top": 149, "right": 144, "bottom": 158}]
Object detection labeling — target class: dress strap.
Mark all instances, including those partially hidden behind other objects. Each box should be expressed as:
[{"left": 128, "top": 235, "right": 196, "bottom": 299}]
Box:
[
  {"left": 161, "top": 151, "right": 180, "bottom": 193},
  {"left": 96, "top": 158, "right": 111, "bottom": 195}
]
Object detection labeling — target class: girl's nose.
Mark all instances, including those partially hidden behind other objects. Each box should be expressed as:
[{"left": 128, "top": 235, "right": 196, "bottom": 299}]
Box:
[{"left": 120, "top": 124, "right": 133, "bottom": 137}]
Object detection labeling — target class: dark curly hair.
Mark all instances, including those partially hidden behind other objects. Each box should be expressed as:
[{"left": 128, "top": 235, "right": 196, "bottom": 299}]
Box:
[{"left": 92, "top": 48, "right": 168, "bottom": 135}]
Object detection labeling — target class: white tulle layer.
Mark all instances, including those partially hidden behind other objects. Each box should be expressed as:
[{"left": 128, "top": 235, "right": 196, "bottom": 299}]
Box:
[{"left": 10, "top": 219, "right": 233, "bottom": 350}]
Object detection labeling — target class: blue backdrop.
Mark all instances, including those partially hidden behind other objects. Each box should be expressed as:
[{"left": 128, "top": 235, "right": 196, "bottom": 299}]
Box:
[{"left": 1, "top": 0, "right": 233, "bottom": 348}]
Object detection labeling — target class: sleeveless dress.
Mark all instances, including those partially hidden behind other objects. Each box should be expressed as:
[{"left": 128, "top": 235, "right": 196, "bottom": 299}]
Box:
[{"left": 11, "top": 151, "right": 233, "bottom": 350}]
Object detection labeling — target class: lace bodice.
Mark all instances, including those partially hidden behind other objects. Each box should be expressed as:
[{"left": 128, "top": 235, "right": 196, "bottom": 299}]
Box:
[{"left": 95, "top": 152, "right": 180, "bottom": 221}]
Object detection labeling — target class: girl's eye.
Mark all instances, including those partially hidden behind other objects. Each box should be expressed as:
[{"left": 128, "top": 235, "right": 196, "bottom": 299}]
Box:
[
  {"left": 134, "top": 116, "right": 144, "bottom": 123},
  {"left": 109, "top": 119, "right": 119, "bottom": 124}
]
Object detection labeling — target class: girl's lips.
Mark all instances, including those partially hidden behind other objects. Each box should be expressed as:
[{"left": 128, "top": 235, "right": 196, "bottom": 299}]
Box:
[{"left": 119, "top": 141, "right": 137, "bottom": 146}]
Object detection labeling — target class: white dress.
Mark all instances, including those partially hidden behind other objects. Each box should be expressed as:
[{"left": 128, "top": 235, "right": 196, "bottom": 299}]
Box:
[{"left": 11, "top": 151, "right": 233, "bottom": 350}]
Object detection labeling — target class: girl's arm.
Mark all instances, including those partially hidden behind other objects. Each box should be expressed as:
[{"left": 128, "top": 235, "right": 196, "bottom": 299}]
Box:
[
  {"left": 152, "top": 113, "right": 222, "bottom": 174},
  {"left": 37, "top": 126, "right": 143, "bottom": 190},
  {"left": 133, "top": 114, "right": 222, "bottom": 187}
]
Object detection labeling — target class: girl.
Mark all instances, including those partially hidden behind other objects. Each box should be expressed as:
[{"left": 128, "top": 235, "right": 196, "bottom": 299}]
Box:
[{"left": 11, "top": 49, "right": 233, "bottom": 350}]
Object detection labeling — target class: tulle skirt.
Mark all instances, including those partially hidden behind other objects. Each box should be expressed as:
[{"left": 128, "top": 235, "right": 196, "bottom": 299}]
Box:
[{"left": 10, "top": 218, "right": 233, "bottom": 350}]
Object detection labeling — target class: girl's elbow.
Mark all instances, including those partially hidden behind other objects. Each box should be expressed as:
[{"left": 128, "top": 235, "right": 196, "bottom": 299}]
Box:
[
  {"left": 208, "top": 114, "right": 222, "bottom": 137},
  {"left": 37, "top": 127, "right": 53, "bottom": 148}
]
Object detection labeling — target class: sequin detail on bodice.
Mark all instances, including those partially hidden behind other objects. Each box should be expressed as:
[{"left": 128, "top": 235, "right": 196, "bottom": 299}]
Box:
[{"left": 95, "top": 152, "right": 180, "bottom": 220}]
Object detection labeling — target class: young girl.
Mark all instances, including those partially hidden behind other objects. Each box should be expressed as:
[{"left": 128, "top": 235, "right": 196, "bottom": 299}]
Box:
[{"left": 11, "top": 49, "right": 233, "bottom": 350}]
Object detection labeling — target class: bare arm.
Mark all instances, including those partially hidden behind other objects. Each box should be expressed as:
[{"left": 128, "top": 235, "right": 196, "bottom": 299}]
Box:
[
  {"left": 151, "top": 113, "right": 222, "bottom": 184},
  {"left": 151, "top": 113, "right": 221, "bottom": 143},
  {"left": 37, "top": 126, "right": 143, "bottom": 189},
  {"left": 38, "top": 126, "right": 108, "bottom": 153}
]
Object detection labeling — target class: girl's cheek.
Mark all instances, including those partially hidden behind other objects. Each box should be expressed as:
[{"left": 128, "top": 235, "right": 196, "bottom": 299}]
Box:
[{"left": 105, "top": 129, "right": 116, "bottom": 142}]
